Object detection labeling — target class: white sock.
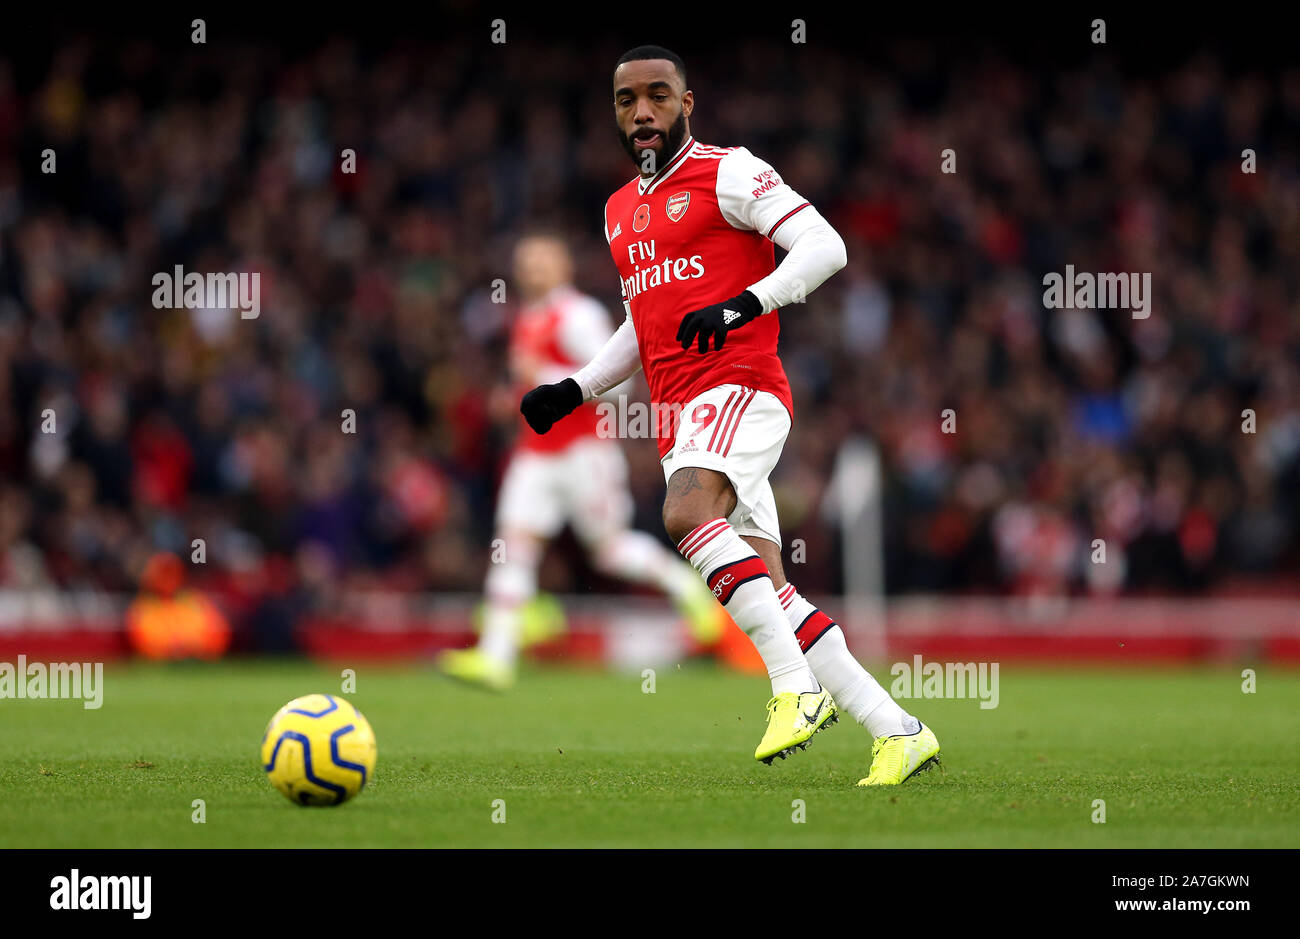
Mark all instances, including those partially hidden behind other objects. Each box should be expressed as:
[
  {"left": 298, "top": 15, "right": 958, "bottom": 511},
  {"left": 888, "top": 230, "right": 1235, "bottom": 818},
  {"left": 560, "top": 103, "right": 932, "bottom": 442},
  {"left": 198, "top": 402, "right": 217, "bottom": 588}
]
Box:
[
  {"left": 777, "top": 583, "right": 916, "bottom": 737},
  {"left": 477, "top": 537, "right": 541, "bottom": 668},
  {"left": 678, "top": 519, "right": 818, "bottom": 695},
  {"left": 592, "top": 529, "right": 702, "bottom": 603}
]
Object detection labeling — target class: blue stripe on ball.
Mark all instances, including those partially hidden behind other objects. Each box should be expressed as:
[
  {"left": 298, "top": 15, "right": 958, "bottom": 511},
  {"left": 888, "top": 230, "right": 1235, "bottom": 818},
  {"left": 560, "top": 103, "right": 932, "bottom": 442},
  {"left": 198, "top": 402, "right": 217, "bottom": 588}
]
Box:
[
  {"left": 287, "top": 694, "right": 339, "bottom": 718},
  {"left": 329, "top": 723, "right": 368, "bottom": 786},
  {"left": 263, "top": 729, "right": 348, "bottom": 803}
]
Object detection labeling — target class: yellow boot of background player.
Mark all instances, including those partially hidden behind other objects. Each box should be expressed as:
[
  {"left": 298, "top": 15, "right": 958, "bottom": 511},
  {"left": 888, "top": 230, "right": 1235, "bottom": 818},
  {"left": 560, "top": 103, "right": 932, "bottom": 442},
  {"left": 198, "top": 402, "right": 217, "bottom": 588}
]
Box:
[
  {"left": 436, "top": 647, "right": 515, "bottom": 692},
  {"left": 677, "top": 577, "right": 767, "bottom": 673},
  {"left": 471, "top": 593, "right": 568, "bottom": 650}
]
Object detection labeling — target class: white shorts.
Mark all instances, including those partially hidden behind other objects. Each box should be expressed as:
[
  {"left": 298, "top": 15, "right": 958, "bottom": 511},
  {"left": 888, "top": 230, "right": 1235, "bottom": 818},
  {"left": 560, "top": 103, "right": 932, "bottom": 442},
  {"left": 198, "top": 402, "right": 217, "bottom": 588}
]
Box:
[
  {"left": 660, "top": 384, "right": 791, "bottom": 546},
  {"left": 496, "top": 439, "right": 634, "bottom": 546}
]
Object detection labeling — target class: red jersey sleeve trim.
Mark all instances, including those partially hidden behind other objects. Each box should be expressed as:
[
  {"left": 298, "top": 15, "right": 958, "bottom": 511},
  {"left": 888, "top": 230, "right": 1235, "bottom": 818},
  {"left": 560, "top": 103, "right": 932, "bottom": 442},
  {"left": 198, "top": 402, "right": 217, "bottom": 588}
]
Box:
[{"left": 765, "top": 202, "right": 811, "bottom": 240}]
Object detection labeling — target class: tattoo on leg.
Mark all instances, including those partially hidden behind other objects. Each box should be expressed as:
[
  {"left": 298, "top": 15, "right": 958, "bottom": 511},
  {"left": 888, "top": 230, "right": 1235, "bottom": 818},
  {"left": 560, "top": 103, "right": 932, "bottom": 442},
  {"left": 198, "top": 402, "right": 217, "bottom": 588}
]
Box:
[{"left": 668, "top": 468, "right": 705, "bottom": 496}]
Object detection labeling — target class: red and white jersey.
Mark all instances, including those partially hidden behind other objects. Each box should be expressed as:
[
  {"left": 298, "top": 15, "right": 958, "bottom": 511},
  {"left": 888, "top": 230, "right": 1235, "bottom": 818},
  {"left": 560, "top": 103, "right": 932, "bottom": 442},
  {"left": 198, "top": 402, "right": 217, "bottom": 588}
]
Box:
[
  {"left": 509, "top": 285, "right": 611, "bottom": 453},
  {"left": 604, "top": 136, "right": 809, "bottom": 457}
]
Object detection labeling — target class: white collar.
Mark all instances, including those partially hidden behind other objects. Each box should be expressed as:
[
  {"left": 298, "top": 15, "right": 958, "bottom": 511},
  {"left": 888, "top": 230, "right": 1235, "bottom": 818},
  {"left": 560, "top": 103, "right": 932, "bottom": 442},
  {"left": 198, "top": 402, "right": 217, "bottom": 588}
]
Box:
[{"left": 637, "top": 135, "right": 695, "bottom": 195}]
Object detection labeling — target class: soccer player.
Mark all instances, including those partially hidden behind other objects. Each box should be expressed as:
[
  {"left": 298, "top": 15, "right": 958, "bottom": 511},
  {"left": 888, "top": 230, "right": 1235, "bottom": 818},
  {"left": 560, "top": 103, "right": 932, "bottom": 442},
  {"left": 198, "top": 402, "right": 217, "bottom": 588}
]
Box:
[
  {"left": 438, "top": 232, "right": 725, "bottom": 691},
  {"left": 519, "top": 47, "right": 941, "bottom": 785}
]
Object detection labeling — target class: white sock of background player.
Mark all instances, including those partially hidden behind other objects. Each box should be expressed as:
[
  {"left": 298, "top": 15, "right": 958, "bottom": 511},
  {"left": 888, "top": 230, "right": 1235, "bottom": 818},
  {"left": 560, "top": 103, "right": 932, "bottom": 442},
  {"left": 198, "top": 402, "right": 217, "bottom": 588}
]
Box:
[
  {"left": 677, "top": 518, "right": 819, "bottom": 695},
  {"left": 477, "top": 535, "right": 543, "bottom": 668},
  {"left": 777, "top": 583, "right": 919, "bottom": 738},
  {"left": 589, "top": 529, "right": 706, "bottom": 606}
]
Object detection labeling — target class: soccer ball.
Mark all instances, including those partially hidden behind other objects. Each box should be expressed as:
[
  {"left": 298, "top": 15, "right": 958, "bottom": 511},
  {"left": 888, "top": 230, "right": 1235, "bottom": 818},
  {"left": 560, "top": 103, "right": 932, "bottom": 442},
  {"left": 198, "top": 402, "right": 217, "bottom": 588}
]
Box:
[{"left": 260, "top": 694, "right": 377, "bottom": 806}]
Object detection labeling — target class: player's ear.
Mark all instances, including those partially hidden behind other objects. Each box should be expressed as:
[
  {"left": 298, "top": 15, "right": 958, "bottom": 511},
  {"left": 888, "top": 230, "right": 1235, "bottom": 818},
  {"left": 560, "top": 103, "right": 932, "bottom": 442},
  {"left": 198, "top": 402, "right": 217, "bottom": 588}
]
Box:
[{"left": 682, "top": 89, "right": 693, "bottom": 119}]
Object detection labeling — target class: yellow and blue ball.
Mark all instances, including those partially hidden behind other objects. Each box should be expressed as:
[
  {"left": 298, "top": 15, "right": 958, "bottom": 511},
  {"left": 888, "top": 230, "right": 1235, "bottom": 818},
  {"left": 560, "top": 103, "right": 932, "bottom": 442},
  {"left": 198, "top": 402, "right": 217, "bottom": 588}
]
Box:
[{"left": 260, "top": 694, "right": 377, "bottom": 806}]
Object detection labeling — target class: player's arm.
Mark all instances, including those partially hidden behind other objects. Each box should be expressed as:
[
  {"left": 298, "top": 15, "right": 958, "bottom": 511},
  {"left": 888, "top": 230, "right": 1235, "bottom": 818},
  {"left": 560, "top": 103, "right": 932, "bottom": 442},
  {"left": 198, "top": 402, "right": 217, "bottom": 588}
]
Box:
[
  {"left": 521, "top": 204, "right": 645, "bottom": 434},
  {"left": 520, "top": 296, "right": 642, "bottom": 434},
  {"left": 558, "top": 295, "right": 638, "bottom": 404},
  {"left": 676, "top": 148, "right": 848, "bottom": 353}
]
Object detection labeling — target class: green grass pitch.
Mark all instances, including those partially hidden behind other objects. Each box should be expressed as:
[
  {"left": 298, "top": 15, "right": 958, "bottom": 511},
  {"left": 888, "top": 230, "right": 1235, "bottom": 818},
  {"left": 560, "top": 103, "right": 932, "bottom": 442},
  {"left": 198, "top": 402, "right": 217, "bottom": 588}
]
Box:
[{"left": 1, "top": 660, "right": 1297, "bottom": 847}]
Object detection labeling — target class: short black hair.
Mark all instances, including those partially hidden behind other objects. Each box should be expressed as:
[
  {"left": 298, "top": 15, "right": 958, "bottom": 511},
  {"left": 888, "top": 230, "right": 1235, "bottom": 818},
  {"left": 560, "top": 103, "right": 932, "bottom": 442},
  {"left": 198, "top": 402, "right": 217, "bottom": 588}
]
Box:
[{"left": 615, "top": 45, "right": 687, "bottom": 87}]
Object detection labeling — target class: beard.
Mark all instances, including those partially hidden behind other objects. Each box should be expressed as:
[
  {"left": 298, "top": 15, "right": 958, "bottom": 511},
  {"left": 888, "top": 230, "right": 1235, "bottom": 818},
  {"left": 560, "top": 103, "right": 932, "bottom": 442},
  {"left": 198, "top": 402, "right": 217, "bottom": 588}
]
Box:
[{"left": 618, "top": 107, "right": 688, "bottom": 172}]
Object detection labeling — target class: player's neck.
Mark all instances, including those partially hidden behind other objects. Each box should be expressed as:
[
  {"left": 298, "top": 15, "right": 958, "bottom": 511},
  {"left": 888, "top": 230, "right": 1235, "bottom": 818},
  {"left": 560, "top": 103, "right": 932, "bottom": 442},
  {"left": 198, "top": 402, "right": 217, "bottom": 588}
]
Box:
[{"left": 639, "top": 134, "right": 694, "bottom": 180}]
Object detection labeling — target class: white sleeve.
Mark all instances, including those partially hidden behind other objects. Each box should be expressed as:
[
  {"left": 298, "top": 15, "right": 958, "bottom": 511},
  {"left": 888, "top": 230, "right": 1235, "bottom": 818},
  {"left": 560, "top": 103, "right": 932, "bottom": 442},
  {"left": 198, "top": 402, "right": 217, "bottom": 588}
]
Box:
[
  {"left": 715, "top": 147, "right": 847, "bottom": 313},
  {"left": 569, "top": 300, "right": 642, "bottom": 400},
  {"left": 556, "top": 295, "right": 613, "bottom": 366}
]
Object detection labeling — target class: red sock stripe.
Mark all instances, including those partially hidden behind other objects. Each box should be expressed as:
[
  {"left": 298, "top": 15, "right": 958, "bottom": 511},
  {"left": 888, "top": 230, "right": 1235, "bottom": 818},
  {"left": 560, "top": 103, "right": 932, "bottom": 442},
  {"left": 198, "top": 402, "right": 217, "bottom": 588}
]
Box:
[
  {"left": 777, "top": 584, "right": 796, "bottom": 608},
  {"left": 795, "top": 609, "right": 836, "bottom": 652},
  {"left": 677, "top": 518, "right": 729, "bottom": 557},
  {"left": 706, "top": 555, "right": 769, "bottom": 605}
]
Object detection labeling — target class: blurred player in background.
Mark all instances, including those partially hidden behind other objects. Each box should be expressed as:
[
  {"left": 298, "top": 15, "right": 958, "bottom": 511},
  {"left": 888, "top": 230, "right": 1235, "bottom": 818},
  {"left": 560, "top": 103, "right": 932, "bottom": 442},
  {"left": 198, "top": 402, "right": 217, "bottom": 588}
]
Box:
[
  {"left": 438, "top": 232, "right": 727, "bottom": 690},
  {"left": 521, "top": 47, "right": 940, "bottom": 784},
  {"left": 125, "top": 552, "right": 231, "bottom": 660}
]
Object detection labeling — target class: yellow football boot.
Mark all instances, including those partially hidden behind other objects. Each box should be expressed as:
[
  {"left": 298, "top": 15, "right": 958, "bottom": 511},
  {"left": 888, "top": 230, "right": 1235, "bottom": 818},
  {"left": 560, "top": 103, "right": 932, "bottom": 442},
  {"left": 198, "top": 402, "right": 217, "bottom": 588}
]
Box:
[
  {"left": 519, "top": 593, "right": 567, "bottom": 648},
  {"left": 755, "top": 688, "right": 838, "bottom": 764},
  {"left": 436, "top": 647, "right": 514, "bottom": 693},
  {"left": 857, "top": 722, "right": 941, "bottom": 785},
  {"left": 471, "top": 594, "right": 567, "bottom": 650}
]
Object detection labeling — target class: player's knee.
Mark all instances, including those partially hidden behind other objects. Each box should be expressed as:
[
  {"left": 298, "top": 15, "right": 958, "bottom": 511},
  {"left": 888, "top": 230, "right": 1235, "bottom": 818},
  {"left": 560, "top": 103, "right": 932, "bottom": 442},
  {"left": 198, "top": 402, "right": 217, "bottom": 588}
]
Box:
[
  {"left": 663, "top": 468, "right": 736, "bottom": 545},
  {"left": 662, "top": 498, "right": 710, "bottom": 546}
]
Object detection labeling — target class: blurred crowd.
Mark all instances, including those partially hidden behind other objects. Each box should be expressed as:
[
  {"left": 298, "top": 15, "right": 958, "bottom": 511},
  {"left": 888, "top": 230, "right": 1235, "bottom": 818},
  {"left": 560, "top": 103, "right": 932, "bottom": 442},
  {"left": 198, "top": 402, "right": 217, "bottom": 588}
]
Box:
[{"left": 1, "top": 33, "right": 1298, "bottom": 620}]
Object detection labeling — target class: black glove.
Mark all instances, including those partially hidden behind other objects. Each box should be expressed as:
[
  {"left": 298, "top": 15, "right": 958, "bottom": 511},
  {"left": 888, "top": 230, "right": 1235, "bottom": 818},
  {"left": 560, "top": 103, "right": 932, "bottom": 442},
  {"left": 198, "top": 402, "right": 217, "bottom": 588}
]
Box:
[
  {"left": 520, "top": 377, "right": 584, "bottom": 434},
  {"left": 676, "top": 290, "right": 764, "bottom": 353}
]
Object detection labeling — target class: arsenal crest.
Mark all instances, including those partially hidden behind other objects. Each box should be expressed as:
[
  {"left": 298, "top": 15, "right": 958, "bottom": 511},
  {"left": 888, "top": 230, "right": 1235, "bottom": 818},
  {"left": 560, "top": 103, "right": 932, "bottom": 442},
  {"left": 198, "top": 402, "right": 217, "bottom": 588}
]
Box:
[
  {"left": 633, "top": 203, "right": 651, "bottom": 232},
  {"left": 666, "top": 191, "right": 690, "bottom": 222}
]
